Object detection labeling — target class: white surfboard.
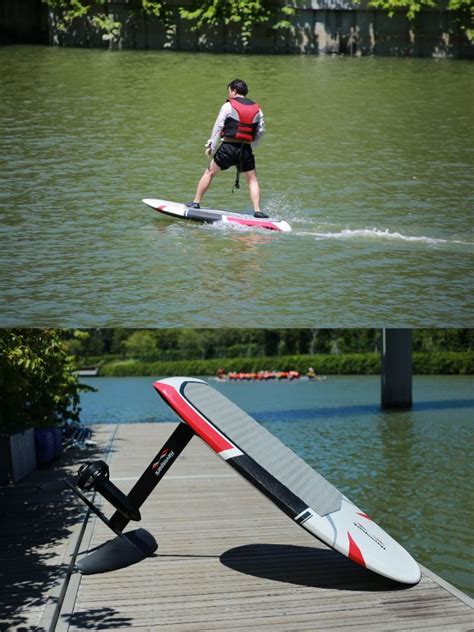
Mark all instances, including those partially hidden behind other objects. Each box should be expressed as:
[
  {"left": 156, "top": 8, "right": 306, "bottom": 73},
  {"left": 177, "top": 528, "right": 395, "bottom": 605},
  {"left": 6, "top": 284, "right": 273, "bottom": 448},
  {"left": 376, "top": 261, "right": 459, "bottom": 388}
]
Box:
[
  {"left": 154, "top": 377, "right": 421, "bottom": 585},
  {"left": 143, "top": 198, "right": 292, "bottom": 232}
]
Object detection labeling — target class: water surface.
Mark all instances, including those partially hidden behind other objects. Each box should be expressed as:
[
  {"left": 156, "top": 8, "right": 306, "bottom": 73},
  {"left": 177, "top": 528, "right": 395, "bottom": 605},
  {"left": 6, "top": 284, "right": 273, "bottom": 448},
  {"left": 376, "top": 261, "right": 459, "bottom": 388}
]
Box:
[
  {"left": 1, "top": 46, "right": 473, "bottom": 326},
  {"left": 78, "top": 374, "right": 474, "bottom": 597}
]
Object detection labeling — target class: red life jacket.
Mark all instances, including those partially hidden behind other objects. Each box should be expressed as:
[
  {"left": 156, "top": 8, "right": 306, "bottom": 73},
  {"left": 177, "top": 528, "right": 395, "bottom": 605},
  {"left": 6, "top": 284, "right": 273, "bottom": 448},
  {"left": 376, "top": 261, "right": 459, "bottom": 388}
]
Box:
[{"left": 222, "top": 97, "right": 260, "bottom": 142}]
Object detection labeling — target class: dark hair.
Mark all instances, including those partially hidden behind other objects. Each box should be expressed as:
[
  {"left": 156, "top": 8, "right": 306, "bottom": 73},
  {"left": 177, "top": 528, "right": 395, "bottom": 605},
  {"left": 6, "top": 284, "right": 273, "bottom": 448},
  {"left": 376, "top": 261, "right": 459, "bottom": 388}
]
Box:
[{"left": 228, "top": 79, "right": 248, "bottom": 96}]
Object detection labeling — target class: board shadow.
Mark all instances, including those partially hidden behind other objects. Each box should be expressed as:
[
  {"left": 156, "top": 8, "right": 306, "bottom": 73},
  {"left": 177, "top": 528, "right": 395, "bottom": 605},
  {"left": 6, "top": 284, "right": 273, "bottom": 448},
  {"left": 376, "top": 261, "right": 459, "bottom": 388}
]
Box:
[{"left": 220, "top": 543, "right": 411, "bottom": 592}]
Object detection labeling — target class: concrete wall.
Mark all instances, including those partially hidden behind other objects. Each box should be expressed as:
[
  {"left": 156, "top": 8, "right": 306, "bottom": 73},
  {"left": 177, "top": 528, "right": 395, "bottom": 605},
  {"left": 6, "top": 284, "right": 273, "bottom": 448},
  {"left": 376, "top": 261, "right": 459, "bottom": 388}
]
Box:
[
  {"left": 0, "top": 0, "right": 472, "bottom": 57},
  {"left": 0, "top": 428, "right": 37, "bottom": 484},
  {"left": 0, "top": 0, "right": 48, "bottom": 44}
]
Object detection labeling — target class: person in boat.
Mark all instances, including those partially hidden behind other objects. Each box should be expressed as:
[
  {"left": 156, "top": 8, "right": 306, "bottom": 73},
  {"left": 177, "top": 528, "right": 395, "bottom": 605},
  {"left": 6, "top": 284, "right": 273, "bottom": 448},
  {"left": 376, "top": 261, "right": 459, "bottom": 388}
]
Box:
[
  {"left": 186, "top": 79, "right": 267, "bottom": 218},
  {"left": 288, "top": 370, "right": 300, "bottom": 380},
  {"left": 216, "top": 367, "right": 227, "bottom": 380},
  {"left": 307, "top": 367, "right": 317, "bottom": 380}
]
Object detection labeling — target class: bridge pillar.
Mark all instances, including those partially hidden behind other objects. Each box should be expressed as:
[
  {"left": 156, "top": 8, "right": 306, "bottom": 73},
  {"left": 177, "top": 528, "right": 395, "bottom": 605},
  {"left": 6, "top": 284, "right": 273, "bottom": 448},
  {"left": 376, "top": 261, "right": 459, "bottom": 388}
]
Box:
[{"left": 381, "top": 329, "right": 412, "bottom": 409}]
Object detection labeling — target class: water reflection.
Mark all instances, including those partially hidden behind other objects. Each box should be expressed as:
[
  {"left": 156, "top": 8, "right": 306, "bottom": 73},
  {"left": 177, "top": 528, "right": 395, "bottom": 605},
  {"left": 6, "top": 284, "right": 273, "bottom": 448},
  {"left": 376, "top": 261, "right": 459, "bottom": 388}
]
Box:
[{"left": 256, "top": 398, "right": 474, "bottom": 423}]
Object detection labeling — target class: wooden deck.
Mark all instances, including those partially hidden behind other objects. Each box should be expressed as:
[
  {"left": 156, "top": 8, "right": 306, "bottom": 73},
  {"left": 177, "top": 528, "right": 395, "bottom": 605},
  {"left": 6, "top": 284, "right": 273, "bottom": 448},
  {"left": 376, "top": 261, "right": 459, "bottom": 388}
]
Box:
[
  {"left": 50, "top": 423, "right": 473, "bottom": 632},
  {"left": 0, "top": 424, "right": 474, "bottom": 632}
]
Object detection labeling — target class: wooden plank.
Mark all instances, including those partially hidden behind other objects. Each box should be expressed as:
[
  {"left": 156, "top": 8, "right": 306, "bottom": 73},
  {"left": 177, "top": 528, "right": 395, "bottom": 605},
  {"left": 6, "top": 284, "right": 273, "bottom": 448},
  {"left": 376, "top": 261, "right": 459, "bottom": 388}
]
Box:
[{"left": 60, "top": 424, "right": 473, "bottom": 631}]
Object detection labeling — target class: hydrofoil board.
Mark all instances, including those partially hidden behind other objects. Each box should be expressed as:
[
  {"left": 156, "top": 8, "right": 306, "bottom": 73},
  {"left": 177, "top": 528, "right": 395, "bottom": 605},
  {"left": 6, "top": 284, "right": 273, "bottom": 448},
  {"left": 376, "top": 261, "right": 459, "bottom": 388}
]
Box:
[
  {"left": 154, "top": 377, "right": 421, "bottom": 585},
  {"left": 143, "top": 198, "right": 291, "bottom": 232}
]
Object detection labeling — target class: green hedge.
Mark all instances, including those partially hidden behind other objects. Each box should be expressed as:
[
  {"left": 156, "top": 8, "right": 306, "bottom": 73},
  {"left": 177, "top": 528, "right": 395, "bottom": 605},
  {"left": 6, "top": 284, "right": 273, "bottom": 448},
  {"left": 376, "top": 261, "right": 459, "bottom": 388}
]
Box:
[
  {"left": 413, "top": 351, "right": 473, "bottom": 375},
  {"left": 98, "top": 352, "right": 473, "bottom": 377}
]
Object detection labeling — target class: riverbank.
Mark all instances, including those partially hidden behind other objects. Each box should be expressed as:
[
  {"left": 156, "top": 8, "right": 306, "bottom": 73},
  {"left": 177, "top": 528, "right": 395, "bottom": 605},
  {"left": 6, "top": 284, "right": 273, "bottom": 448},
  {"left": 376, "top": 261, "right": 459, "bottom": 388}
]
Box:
[
  {"left": 81, "top": 352, "right": 473, "bottom": 377},
  {"left": 1, "top": 0, "right": 472, "bottom": 58}
]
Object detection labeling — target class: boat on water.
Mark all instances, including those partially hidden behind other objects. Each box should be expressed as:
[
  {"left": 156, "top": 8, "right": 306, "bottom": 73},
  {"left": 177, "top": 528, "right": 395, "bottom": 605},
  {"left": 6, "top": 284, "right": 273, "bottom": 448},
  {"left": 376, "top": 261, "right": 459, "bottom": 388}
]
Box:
[
  {"left": 215, "top": 369, "right": 327, "bottom": 382},
  {"left": 227, "top": 370, "right": 301, "bottom": 381},
  {"left": 76, "top": 367, "right": 99, "bottom": 377}
]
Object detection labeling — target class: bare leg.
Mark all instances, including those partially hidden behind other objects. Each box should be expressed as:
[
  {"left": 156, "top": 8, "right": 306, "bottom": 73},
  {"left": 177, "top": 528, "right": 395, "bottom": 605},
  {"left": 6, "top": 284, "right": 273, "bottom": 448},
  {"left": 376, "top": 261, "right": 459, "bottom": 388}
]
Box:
[
  {"left": 244, "top": 170, "right": 261, "bottom": 213},
  {"left": 194, "top": 160, "right": 221, "bottom": 204}
]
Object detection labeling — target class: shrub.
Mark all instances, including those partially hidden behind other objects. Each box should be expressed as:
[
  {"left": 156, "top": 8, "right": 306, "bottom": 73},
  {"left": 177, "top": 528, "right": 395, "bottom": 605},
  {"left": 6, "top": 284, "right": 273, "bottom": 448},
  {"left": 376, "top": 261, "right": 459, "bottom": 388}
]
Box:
[{"left": 0, "top": 330, "right": 86, "bottom": 433}]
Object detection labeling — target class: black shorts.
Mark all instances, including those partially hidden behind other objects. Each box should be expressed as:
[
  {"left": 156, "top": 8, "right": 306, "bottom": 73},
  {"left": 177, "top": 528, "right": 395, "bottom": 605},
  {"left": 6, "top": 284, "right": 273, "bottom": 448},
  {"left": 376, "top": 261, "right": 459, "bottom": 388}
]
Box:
[{"left": 213, "top": 142, "right": 256, "bottom": 172}]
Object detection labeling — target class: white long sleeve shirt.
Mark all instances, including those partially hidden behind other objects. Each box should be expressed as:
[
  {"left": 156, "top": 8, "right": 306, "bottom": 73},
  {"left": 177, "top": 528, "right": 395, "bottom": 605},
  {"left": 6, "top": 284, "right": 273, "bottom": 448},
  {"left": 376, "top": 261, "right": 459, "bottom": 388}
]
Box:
[{"left": 207, "top": 101, "right": 265, "bottom": 153}]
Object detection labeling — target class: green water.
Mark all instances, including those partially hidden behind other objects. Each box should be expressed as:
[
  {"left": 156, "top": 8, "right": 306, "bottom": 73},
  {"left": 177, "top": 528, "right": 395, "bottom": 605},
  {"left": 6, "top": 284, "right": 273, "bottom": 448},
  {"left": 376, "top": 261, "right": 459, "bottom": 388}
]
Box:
[
  {"left": 79, "top": 375, "right": 474, "bottom": 598},
  {"left": 1, "top": 46, "right": 473, "bottom": 326}
]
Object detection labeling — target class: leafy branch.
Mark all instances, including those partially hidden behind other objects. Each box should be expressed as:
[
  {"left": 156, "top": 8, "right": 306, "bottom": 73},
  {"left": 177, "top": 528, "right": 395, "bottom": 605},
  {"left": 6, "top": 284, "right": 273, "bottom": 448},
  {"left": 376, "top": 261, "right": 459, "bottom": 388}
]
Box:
[
  {"left": 44, "top": 0, "right": 93, "bottom": 32},
  {"left": 367, "top": 0, "right": 473, "bottom": 20},
  {"left": 369, "top": 0, "right": 436, "bottom": 19},
  {"left": 43, "top": 0, "right": 168, "bottom": 44},
  {"left": 366, "top": 0, "right": 473, "bottom": 41},
  {"left": 42, "top": 0, "right": 473, "bottom": 45},
  {"left": 179, "top": 1, "right": 296, "bottom": 46},
  {"left": 42, "top": 0, "right": 296, "bottom": 47}
]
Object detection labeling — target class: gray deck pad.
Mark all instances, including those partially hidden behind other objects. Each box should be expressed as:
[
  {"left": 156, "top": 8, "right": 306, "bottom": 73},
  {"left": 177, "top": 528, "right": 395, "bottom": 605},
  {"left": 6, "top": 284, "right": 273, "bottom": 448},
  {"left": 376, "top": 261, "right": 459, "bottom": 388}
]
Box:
[{"left": 183, "top": 382, "right": 342, "bottom": 517}]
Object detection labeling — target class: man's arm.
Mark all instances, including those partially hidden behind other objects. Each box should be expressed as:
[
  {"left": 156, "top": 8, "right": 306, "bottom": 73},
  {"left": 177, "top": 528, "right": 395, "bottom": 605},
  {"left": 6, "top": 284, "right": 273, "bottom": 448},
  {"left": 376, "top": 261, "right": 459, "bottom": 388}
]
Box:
[
  {"left": 206, "top": 102, "right": 232, "bottom": 154},
  {"left": 251, "top": 108, "right": 265, "bottom": 149}
]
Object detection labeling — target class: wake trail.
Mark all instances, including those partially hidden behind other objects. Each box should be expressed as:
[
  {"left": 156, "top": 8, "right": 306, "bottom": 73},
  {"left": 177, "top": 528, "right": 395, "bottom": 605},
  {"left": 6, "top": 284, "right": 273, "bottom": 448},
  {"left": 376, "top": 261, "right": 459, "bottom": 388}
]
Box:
[{"left": 293, "top": 226, "right": 473, "bottom": 246}]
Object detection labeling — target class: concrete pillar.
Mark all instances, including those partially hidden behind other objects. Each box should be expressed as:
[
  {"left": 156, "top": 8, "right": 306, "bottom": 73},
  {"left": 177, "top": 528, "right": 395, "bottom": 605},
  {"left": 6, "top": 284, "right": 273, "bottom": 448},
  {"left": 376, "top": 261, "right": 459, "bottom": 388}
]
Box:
[{"left": 381, "top": 329, "right": 412, "bottom": 409}]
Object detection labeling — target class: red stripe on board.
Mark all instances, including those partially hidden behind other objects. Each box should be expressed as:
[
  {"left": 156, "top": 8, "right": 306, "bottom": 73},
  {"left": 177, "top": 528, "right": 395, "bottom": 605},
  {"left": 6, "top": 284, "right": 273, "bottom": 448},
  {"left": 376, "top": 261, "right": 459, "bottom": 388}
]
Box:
[
  {"left": 154, "top": 382, "right": 234, "bottom": 453},
  {"left": 347, "top": 532, "right": 366, "bottom": 567},
  {"left": 226, "top": 216, "right": 279, "bottom": 231},
  {"left": 357, "top": 512, "right": 373, "bottom": 521}
]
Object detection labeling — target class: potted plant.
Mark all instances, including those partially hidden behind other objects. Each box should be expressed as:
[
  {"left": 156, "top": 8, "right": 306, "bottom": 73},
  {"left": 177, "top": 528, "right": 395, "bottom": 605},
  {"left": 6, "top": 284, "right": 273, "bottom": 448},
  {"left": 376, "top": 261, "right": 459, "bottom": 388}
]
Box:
[{"left": 0, "top": 329, "right": 86, "bottom": 483}]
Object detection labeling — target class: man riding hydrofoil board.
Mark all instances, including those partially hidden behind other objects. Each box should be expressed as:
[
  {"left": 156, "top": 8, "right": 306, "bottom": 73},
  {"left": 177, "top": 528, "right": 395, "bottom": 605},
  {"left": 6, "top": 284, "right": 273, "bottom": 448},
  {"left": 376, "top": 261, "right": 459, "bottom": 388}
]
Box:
[{"left": 187, "top": 79, "right": 268, "bottom": 219}]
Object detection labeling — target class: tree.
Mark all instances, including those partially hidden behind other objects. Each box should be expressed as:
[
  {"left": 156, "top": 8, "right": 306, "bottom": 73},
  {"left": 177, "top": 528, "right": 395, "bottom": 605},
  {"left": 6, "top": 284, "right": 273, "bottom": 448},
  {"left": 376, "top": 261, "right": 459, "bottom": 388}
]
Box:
[
  {"left": 124, "top": 330, "right": 159, "bottom": 360},
  {"left": 0, "top": 330, "right": 86, "bottom": 433},
  {"left": 61, "top": 328, "right": 473, "bottom": 364}
]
